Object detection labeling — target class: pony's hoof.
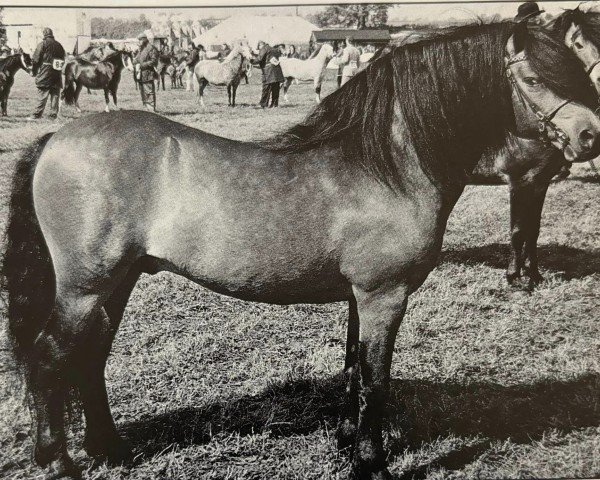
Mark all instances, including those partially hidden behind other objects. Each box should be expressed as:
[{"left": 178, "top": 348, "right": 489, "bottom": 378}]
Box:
[
  {"left": 104, "top": 107, "right": 110, "bottom": 113},
  {"left": 349, "top": 464, "right": 392, "bottom": 480},
  {"left": 336, "top": 418, "right": 356, "bottom": 453},
  {"left": 525, "top": 269, "right": 544, "bottom": 288},
  {"left": 84, "top": 433, "right": 132, "bottom": 464},
  {"left": 43, "top": 456, "right": 81, "bottom": 480},
  {"left": 506, "top": 270, "right": 520, "bottom": 286}
]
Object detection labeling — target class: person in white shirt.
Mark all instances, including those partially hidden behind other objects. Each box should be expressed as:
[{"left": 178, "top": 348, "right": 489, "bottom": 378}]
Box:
[{"left": 334, "top": 36, "right": 361, "bottom": 86}]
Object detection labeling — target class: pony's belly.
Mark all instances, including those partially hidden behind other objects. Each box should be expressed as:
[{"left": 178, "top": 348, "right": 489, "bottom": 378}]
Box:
[{"left": 165, "top": 256, "right": 351, "bottom": 305}]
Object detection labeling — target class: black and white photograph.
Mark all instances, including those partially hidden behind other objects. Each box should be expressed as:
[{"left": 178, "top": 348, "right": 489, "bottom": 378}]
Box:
[{"left": 0, "top": 0, "right": 599, "bottom": 478}]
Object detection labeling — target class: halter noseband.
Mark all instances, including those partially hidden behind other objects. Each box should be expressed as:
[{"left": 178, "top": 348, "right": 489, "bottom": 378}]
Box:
[
  {"left": 505, "top": 50, "right": 571, "bottom": 149},
  {"left": 586, "top": 58, "right": 600, "bottom": 75}
]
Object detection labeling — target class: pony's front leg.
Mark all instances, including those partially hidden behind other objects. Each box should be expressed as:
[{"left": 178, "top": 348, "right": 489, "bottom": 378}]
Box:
[
  {"left": 227, "top": 84, "right": 232, "bottom": 106},
  {"left": 522, "top": 184, "right": 549, "bottom": 287},
  {"left": 199, "top": 79, "right": 208, "bottom": 107},
  {"left": 283, "top": 78, "right": 292, "bottom": 103},
  {"left": 103, "top": 89, "right": 110, "bottom": 112},
  {"left": 314, "top": 78, "right": 322, "bottom": 104},
  {"left": 74, "top": 84, "right": 83, "bottom": 113},
  {"left": 350, "top": 284, "right": 407, "bottom": 480},
  {"left": 337, "top": 296, "right": 360, "bottom": 452},
  {"left": 506, "top": 185, "right": 526, "bottom": 286}
]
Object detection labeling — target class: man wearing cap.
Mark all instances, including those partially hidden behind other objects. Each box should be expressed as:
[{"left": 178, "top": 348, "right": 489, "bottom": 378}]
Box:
[
  {"left": 514, "top": 2, "right": 543, "bottom": 23},
  {"left": 28, "top": 27, "right": 65, "bottom": 120},
  {"left": 254, "top": 40, "right": 284, "bottom": 108},
  {"left": 133, "top": 32, "right": 159, "bottom": 111}
]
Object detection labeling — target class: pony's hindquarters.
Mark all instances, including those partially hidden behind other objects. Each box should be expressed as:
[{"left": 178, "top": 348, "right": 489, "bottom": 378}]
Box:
[
  {"left": 4, "top": 131, "right": 142, "bottom": 478},
  {"left": 61, "top": 62, "right": 77, "bottom": 105}
]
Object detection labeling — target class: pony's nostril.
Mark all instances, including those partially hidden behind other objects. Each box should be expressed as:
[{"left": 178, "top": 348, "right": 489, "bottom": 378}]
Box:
[{"left": 579, "top": 129, "right": 596, "bottom": 150}]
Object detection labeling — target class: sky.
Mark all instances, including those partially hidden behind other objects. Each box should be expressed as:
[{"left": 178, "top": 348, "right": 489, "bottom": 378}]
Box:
[{"left": 2, "top": 1, "right": 592, "bottom": 27}]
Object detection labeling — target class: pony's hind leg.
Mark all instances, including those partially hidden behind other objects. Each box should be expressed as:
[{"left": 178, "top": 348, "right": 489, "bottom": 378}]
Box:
[
  {"left": 283, "top": 78, "right": 292, "bottom": 103},
  {"left": 75, "top": 264, "right": 142, "bottom": 463},
  {"left": 111, "top": 88, "right": 119, "bottom": 110},
  {"left": 103, "top": 89, "right": 110, "bottom": 113},
  {"left": 74, "top": 83, "right": 83, "bottom": 113},
  {"left": 30, "top": 289, "right": 107, "bottom": 479}
]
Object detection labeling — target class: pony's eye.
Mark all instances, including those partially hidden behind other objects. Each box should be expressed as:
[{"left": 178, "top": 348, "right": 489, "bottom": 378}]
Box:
[
  {"left": 574, "top": 41, "right": 584, "bottom": 50},
  {"left": 523, "top": 77, "right": 541, "bottom": 86}
]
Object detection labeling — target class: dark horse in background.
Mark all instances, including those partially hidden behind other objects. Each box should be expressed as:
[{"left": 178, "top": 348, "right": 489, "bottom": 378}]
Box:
[
  {"left": 4, "top": 21, "right": 600, "bottom": 480},
  {"left": 62, "top": 50, "right": 133, "bottom": 113},
  {"left": 156, "top": 53, "right": 175, "bottom": 91},
  {"left": 0, "top": 53, "right": 32, "bottom": 116}
]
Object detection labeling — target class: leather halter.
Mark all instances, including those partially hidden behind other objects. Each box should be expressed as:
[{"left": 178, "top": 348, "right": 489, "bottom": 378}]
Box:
[
  {"left": 586, "top": 58, "right": 600, "bottom": 75},
  {"left": 505, "top": 47, "right": 571, "bottom": 150}
]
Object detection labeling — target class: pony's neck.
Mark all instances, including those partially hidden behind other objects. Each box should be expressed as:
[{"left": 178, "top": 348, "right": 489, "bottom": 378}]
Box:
[
  {"left": 223, "top": 49, "right": 239, "bottom": 63},
  {"left": 225, "top": 51, "right": 243, "bottom": 72},
  {"left": 316, "top": 48, "right": 330, "bottom": 64},
  {"left": 106, "top": 53, "right": 126, "bottom": 70},
  {"left": 3, "top": 56, "right": 21, "bottom": 75}
]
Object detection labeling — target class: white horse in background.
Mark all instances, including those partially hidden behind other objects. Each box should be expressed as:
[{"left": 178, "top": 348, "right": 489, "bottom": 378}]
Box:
[
  {"left": 280, "top": 43, "right": 335, "bottom": 103},
  {"left": 194, "top": 40, "right": 252, "bottom": 107}
]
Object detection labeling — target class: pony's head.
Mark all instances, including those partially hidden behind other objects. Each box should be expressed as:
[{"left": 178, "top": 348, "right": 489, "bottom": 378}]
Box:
[
  {"left": 20, "top": 52, "right": 32, "bottom": 74},
  {"left": 508, "top": 24, "right": 600, "bottom": 161},
  {"left": 554, "top": 7, "right": 600, "bottom": 96},
  {"left": 319, "top": 43, "right": 335, "bottom": 60},
  {"left": 102, "top": 49, "right": 134, "bottom": 71},
  {"left": 231, "top": 39, "right": 253, "bottom": 59},
  {"left": 505, "top": 27, "right": 600, "bottom": 162}
]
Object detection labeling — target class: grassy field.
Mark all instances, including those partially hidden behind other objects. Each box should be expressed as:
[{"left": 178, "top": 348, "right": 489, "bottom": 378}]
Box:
[{"left": 0, "top": 69, "right": 599, "bottom": 480}]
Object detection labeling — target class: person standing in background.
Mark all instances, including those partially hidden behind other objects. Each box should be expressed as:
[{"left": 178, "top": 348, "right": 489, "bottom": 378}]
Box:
[
  {"left": 185, "top": 43, "right": 204, "bottom": 92},
  {"left": 334, "top": 36, "right": 361, "bottom": 86},
  {"left": 254, "top": 40, "right": 284, "bottom": 108},
  {"left": 133, "top": 32, "right": 159, "bottom": 112},
  {"left": 28, "top": 27, "right": 65, "bottom": 120}
]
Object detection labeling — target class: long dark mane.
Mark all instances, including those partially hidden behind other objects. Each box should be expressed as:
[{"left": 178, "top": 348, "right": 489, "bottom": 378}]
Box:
[
  {"left": 102, "top": 49, "right": 129, "bottom": 65},
  {"left": 264, "top": 21, "right": 595, "bottom": 193},
  {"left": 0, "top": 54, "right": 20, "bottom": 72}
]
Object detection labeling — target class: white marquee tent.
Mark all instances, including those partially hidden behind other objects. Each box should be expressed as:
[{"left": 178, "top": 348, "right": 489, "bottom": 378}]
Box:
[{"left": 194, "top": 15, "right": 319, "bottom": 48}]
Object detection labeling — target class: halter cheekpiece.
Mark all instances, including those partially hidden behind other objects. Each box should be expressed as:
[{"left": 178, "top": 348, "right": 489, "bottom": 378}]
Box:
[{"left": 505, "top": 43, "right": 571, "bottom": 150}]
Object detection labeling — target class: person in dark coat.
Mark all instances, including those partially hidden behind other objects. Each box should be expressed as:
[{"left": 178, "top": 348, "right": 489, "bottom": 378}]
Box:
[
  {"left": 185, "top": 43, "right": 204, "bottom": 92},
  {"left": 28, "top": 27, "right": 65, "bottom": 120},
  {"left": 133, "top": 32, "right": 159, "bottom": 111},
  {"left": 254, "top": 40, "right": 284, "bottom": 108}
]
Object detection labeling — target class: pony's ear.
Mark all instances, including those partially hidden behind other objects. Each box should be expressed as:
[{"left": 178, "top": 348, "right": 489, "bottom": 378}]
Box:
[{"left": 512, "top": 22, "right": 528, "bottom": 53}]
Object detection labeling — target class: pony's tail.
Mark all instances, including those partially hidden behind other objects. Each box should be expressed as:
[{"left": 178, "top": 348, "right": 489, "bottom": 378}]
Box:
[
  {"left": 61, "top": 64, "right": 76, "bottom": 105},
  {"left": 2, "top": 133, "right": 56, "bottom": 368}
]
